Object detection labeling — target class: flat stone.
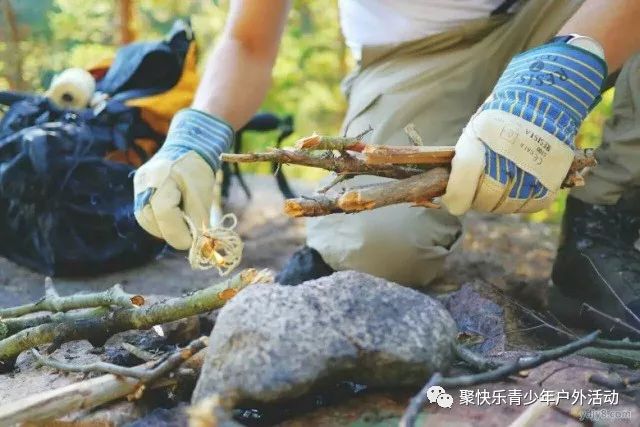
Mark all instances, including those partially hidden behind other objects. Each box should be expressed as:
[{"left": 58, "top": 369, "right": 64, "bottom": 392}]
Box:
[{"left": 192, "top": 271, "right": 458, "bottom": 404}]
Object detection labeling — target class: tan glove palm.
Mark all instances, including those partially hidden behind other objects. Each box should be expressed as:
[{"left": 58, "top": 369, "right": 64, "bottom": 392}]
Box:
[{"left": 133, "top": 108, "right": 234, "bottom": 250}]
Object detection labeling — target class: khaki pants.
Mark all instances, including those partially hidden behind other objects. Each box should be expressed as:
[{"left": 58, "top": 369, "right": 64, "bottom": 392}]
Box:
[{"left": 307, "top": 0, "right": 640, "bottom": 288}]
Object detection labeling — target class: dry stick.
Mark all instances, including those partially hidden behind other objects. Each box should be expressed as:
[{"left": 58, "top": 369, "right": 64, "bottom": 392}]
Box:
[
  {"left": 363, "top": 145, "right": 454, "bottom": 166},
  {"left": 284, "top": 167, "right": 449, "bottom": 218},
  {"left": 0, "top": 339, "right": 207, "bottom": 426},
  {"left": 32, "top": 336, "right": 208, "bottom": 381},
  {"left": 579, "top": 253, "right": 640, "bottom": 327},
  {"left": 588, "top": 371, "right": 640, "bottom": 389},
  {"left": 0, "top": 307, "right": 108, "bottom": 339},
  {"left": 491, "top": 284, "right": 640, "bottom": 350},
  {"left": 363, "top": 146, "right": 596, "bottom": 189},
  {"left": 398, "top": 373, "right": 442, "bottom": 427},
  {"left": 0, "top": 279, "right": 143, "bottom": 318},
  {"left": 404, "top": 123, "right": 424, "bottom": 146},
  {"left": 221, "top": 149, "right": 423, "bottom": 180},
  {"left": 295, "top": 127, "right": 372, "bottom": 151},
  {"left": 295, "top": 131, "right": 595, "bottom": 178},
  {"left": 0, "top": 269, "right": 271, "bottom": 372},
  {"left": 400, "top": 331, "right": 600, "bottom": 427},
  {"left": 581, "top": 302, "right": 640, "bottom": 338},
  {"left": 453, "top": 344, "right": 503, "bottom": 371},
  {"left": 224, "top": 146, "right": 595, "bottom": 219},
  {"left": 121, "top": 342, "right": 159, "bottom": 362}
]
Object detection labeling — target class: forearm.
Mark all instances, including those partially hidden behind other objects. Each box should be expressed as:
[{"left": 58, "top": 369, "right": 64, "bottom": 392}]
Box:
[
  {"left": 559, "top": 0, "right": 640, "bottom": 72},
  {"left": 191, "top": 0, "right": 290, "bottom": 131},
  {"left": 192, "top": 38, "right": 275, "bottom": 130}
]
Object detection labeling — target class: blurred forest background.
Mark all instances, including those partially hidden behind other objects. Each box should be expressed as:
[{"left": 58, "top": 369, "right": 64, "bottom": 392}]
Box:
[{"left": 0, "top": 0, "right": 612, "bottom": 222}]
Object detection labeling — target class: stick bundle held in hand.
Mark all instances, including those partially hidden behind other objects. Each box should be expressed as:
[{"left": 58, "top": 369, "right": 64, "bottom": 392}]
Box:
[{"left": 222, "top": 128, "right": 597, "bottom": 218}]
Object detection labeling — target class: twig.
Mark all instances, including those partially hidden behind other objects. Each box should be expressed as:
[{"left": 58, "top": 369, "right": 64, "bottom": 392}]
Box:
[
  {"left": 588, "top": 372, "right": 640, "bottom": 389},
  {"left": 398, "top": 373, "right": 442, "bottom": 427},
  {"left": 491, "top": 285, "right": 640, "bottom": 350},
  {"left": 443, "top": 331, "right": 599, "bottom": 387},
  {"left": 401, "top": 332, "right": 600, "bottom": 427},
  {"left": 317, "top": 174, "right": 350, "bottom": 194},
  {"left": 121, "top": 342, "right": 159, "bottom": 362},
  {"left": 404, "top": 123, "right": 423, "bottom": 146},
  {"left": 453, "top": 344, "right": 503, "bottom": 371},
  {"left": 283, "top": 168, "right": 449, "bottom": 217},
  {"left": 363, "top": 146, "right": 594, "bottom": 189},
  {"left": 0, "top": 269, "right": 272, "bottom": 372},
  {"left": 581, "top": 303, "right": 640, "bottom": 338},
  {"left": 32, "top": 336, "right": 208, "bottom": 381},
  {"left": 0, "top": 307, "right": 108, "bottom": 339},
  {"left": 0, "top": 339, "right": 207, "bottom": 425},
  {"left": 295, "top": 128, "right": 372, "bottom": 152},
  {"left": 221, "top": 149, "right": 423, "bottom": 180},
  {"left": 0, "top": 279, "right": 143, "bottom": 318},
  {"left": 579, "top": 253, "right": 640, "bottom": 327}
]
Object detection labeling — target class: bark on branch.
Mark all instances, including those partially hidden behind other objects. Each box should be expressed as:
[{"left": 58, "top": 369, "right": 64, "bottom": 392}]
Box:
[
  {"left": 401, "top": 331, "right": 600, "bottom": 427},
  {"left": 283, "top": 168, "right": 449, "bottom": 217},
  {"left": 221, "top": 149, "right": 423, "bottom": 180},
  {"left": 0, "top": 269, "right": 272, "bottom": 372},
  {"left": 32, "top": 336, "right": 208, "bottom": 381},
  {"left": 0, "top": 278, "right": 143, "bottom": 318},
  {"left": 223, "top": 132, "right": 597, "bottom": 218},
  {"left": 0, "top": 338, "right": 207, "bottom": 425}
]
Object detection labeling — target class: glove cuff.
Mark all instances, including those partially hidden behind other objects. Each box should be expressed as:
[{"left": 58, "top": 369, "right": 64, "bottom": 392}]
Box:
[{"left": 157, "top": 108, "right": 235, "bottom": 169}]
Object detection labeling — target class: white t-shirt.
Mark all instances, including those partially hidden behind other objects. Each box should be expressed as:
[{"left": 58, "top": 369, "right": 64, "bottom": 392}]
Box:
[{"left": 339, "top": 0, "right": 510, "bottom": 53}]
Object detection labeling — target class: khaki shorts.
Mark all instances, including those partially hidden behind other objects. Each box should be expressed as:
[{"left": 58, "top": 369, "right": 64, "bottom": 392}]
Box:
[{"left": 307, "top": 0, "right": 640, "bottom": 288}]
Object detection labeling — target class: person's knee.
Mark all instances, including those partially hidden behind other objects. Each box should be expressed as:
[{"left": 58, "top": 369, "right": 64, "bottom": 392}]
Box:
[{"left": 306, "top": 204, "right": 462, "bottom": 288}]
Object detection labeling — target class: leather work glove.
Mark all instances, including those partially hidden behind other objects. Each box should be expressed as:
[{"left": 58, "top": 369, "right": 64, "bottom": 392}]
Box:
[
  {"left": 134, "top": 109, "right": 234, "bottom": 250},
  {"left": 442, "top": 35, "right": 607, "bottom": 215}
]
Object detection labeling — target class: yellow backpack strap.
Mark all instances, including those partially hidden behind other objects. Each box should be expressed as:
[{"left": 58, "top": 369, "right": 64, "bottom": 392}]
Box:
[{"left": 125, "top": 40, "right": 199, "bottom": 137}]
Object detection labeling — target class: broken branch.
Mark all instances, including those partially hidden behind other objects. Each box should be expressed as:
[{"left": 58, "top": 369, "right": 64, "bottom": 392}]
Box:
[
  {"left": 581, "top": 303, "right": 640, "bottom": 338},
  {"left": 398, "top": 373, "right": 442, "bottom": 427},
  {"left": 284, "top": 168, "right": 449, "bottom": 217},
  {"left": 0, "top": 307, "right": 108, "bottom": 339},
  {"left": 0, "top": 338, "right": 207, "bottom": 425},
  {"left": 0, "top": 269, "right": 272, "bottom": 372},
  {"left": 295, "top": 128, "right": 371, "bottom": 152},
  {"left": 401, "top": 331, "right": 600, "bottom": 427},
  {"left": 0, "top": 279, "right": 143, "bottom": 318},
  {"left": 363, "top": 145, "right": 454, "bottom": 165},
  {"left": 221, "top": 149, "right": 423, "bottom": 180},
  {"left": 32, "top": 336, "right": 208, "bottom": 381}
]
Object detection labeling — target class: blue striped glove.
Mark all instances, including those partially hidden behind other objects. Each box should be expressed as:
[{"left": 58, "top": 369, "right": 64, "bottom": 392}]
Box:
[
  {"left": 133, "top": 108, "right": 233, "bottom": 249},
  {"left": 442, "top": 35, "right": 607, "bottom": 215}
]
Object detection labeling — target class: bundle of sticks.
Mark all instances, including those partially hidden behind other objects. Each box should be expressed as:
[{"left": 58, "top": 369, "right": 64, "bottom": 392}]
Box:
[{"left": 222, "top": 125, "right": 596, "bottom": 217}]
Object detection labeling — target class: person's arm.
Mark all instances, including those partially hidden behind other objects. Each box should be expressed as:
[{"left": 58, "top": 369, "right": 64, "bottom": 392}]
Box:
[
  {"left": 133, "top": 0, "right": 290, "bottom": 250},
  {"left": 442, "top": 0, "right": 640, "bottom": 215},
  {"left": 193, "top": 0, "right": 291, "bottom": 130},
  {"left": 559, "top": 0, "right": 640, "bottom": 72}
]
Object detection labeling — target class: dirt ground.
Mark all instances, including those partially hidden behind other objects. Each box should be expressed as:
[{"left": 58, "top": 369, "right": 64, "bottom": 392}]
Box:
[{"left": 1, "top": 175, "right": 638, "bottom": 426}]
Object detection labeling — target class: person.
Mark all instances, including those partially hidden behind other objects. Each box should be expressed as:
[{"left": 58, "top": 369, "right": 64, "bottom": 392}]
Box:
[{"left": 133, "top": 0, "right": 640, "bottom": 332}]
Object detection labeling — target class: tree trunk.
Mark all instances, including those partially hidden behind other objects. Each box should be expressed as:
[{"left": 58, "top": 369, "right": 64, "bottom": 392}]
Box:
[
  {"left": 0, "top": 0, "right": 26, "bottom": 90},
  {"left": 118, "top": 0, "right": 135, "bottom": 45}
]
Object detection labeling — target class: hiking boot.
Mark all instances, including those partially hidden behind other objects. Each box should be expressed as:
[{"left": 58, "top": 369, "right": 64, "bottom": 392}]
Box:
[
  {"left": 276, "top": 245, "right": 335, "bottom": 286},
  {"left": 550, "top": 192, "right": 640, "bottom": 335}
]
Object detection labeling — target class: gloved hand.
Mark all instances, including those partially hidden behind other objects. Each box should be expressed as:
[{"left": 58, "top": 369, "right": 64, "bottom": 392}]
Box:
[
  {"left": 133, "top": 108, "right": 234, "bottom": 250},
  {"left": 442, "top": 35, "right": 607, "bottom": 215}
]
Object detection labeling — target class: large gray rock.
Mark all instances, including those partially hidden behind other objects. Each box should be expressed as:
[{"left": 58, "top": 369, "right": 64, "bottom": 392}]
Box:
[{"left": 192, "top": 271, "right": 457, "bottom": 404}]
